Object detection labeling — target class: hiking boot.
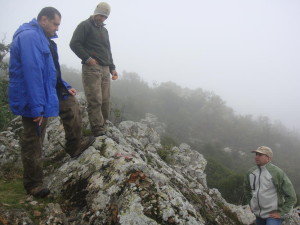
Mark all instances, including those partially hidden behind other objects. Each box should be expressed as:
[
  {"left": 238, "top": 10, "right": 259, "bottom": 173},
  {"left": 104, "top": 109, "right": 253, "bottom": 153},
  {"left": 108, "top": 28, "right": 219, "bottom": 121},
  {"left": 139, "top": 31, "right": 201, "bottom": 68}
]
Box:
[
  {"left": 70, "top": 136, "right": 95, "bottom": 158},
  {"left": 28, "top": 186, "right": 50, "bottom": 198}
]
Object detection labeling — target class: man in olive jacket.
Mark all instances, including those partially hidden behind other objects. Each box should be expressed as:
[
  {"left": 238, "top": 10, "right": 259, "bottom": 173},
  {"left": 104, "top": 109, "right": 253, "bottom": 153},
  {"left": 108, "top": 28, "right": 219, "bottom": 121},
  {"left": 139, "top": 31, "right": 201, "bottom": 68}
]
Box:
[
  {"left": 70, "top": 2, "right": 118, "bottom": 137},
  {"left": 244, "top": 146, "right": 297, "bottom": 225}
]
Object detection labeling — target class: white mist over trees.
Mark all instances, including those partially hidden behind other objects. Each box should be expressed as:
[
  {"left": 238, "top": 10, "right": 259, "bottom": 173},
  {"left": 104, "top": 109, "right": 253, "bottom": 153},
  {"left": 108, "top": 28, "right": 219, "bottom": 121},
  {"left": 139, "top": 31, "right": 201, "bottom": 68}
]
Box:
[
  {"left": 1, "top": 0, "right": 300, "bottom": 131},
  {"left": 59, "top": 68, "right": 300, "bottom": 204}
]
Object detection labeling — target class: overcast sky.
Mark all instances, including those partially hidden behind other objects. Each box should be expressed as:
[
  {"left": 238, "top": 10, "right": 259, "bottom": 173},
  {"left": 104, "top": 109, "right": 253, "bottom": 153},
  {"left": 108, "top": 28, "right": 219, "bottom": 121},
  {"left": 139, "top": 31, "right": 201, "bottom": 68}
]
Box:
[{"left": 1, "top": 0, "right": 299, "bottom": 131}]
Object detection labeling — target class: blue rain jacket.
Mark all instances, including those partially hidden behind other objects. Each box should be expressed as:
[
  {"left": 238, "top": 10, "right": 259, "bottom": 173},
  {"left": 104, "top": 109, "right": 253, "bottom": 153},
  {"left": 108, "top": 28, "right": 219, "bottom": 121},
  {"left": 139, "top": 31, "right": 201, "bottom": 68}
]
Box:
[{"left": 8, "top": 18, "right": 71, "bottom": 118}]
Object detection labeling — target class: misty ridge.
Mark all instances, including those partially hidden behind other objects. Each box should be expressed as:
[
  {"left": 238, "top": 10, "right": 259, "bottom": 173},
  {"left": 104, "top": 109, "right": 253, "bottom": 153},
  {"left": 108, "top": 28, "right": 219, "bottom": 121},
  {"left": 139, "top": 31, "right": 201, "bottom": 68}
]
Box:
[
  {"left": 0, "top": 56, "right": 300, "bottom": 204},
  {"left": 60, "top": 64, "right": 300, "bottom": 203}
]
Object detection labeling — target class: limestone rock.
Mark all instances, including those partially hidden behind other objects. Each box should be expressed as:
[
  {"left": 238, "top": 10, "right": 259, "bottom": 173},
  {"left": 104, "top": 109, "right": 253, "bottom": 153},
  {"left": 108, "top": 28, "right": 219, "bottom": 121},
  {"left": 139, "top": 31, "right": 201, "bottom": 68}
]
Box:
[{"left": 0, "top": 94, "right": 256, "bottom": 224}]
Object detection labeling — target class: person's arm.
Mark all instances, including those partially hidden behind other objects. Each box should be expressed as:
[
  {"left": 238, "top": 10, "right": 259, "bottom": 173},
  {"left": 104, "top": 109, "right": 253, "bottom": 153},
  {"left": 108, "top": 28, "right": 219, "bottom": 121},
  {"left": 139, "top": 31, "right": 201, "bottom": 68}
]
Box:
[
  {"left": 105, "top": 32, "right": 118, "bottom": 79},
  {"left": 106, "top": 33, "right": 116, "bottom": 72},
  {"left": 277, "top": 173, "right": 297, "bottom": 216},
  {"left": 19, "top": 31, "right": 46, "bottom": 117},
  {"left": 70, "top": 21, "right": 90, "bottom": 62}
]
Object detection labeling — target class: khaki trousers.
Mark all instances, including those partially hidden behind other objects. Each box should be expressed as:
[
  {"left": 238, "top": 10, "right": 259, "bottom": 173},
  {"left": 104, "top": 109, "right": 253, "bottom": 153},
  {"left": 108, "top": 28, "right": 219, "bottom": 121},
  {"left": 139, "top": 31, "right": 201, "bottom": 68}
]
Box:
[
  {"left": 82, "top": 64, "right": 110, "bottom": 134},
  {"left": 21, "top": 95, "right": 82, "bottom": 192}
]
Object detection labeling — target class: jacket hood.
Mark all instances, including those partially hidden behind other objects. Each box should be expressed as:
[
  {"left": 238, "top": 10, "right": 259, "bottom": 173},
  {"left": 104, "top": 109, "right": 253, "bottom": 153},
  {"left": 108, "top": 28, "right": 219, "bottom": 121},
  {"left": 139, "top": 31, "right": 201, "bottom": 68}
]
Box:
[{"left": 13, "top": 18, "right": 58, "bottom": 40}]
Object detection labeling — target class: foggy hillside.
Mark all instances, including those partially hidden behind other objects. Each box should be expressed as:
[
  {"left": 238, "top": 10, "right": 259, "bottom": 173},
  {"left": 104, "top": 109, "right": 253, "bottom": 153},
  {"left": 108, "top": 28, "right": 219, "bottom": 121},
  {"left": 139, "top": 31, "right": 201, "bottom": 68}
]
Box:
[
  {"left": 61, "top": 67, "right": 300, "bottom": 203},
  {"left": 2, "top": 0, "right": 300, "bottom": 132}
]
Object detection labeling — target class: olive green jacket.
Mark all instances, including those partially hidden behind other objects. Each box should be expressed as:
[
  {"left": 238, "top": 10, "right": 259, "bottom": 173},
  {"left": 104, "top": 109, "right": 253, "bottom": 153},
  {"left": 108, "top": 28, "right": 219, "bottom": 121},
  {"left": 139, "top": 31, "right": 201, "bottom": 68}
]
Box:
[
  {"left": 244, "top": 162, "right": 297, "bottom": 218},
  {"left": 70, "top": 17, "right": 115, "bottom": 71}
]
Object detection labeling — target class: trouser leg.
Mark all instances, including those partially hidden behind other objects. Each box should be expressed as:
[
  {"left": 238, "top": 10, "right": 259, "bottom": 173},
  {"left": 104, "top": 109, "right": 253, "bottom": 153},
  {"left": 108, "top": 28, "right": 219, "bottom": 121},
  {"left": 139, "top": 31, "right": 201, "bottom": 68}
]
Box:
[
  {"left": 59, "top": 95, "right": 82, "bottom": 156},
  {"left": 82, "top": 64, "right": 110, "bottom": 134},
  {"left": 101, "top": 68, "right": 111, "bottom": 122},
  {"left": 266, "top": 218, "right": 283, "bottom": 225},
  {"left": 21, "top": 117, "right": 47, "bottom": 192}
]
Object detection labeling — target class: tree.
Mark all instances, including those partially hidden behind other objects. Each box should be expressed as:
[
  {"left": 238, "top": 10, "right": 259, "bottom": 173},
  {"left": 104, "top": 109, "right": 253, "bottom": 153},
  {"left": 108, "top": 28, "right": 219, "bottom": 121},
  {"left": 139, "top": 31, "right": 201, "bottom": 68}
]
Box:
[
  {"left": 0, "top": 39, "right": 15, "bottom": 131},
  {"left": 0, "top": 36, "right": 10, "bottom": 72}
]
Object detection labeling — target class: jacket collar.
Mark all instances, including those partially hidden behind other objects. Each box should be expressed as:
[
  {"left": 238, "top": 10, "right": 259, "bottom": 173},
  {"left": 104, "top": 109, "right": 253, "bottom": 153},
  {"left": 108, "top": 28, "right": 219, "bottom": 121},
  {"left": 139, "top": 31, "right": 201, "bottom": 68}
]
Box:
[
  {"left": 258, "top": 161, "right": 271, "bottom": 169},
  {"left": 89, "top": 16, "right": 106, "bottom": 28}
]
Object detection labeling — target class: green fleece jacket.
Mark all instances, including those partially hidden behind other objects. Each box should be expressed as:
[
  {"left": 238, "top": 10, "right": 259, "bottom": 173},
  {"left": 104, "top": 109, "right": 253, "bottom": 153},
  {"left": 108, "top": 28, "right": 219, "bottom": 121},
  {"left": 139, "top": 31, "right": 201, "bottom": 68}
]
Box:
[
  {"left": 244, "top": 162, "right": 297, "bottom": 218},
  {"left": 70, "top": 17, "right": 115, "bottom": 71}
]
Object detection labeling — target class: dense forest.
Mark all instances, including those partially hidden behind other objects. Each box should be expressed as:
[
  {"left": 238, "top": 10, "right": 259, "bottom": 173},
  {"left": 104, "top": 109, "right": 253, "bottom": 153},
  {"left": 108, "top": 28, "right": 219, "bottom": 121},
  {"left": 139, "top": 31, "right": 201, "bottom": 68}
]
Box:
[{"left": 1, "top": 42, "right": 299, "bottom": 205}]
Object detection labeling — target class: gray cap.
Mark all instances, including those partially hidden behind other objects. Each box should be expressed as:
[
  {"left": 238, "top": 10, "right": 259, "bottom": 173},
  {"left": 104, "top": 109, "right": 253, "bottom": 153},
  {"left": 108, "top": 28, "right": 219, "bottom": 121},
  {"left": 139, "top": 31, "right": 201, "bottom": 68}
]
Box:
[
  {"left": 251, "top": 146, "right": 273, "bottom": 158},
  {"left": 93, "top": 2, "right": 111, "bottom": 17}
]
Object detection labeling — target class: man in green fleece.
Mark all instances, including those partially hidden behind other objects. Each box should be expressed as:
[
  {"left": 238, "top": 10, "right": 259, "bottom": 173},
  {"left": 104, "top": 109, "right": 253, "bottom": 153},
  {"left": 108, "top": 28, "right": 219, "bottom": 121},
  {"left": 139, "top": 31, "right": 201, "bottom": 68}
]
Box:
[
  {"left": 244, "top": 146, "right": 297, "bottom": 225},
  {"left": 70, "top": 2, "right": 118, "bottom": 137}
]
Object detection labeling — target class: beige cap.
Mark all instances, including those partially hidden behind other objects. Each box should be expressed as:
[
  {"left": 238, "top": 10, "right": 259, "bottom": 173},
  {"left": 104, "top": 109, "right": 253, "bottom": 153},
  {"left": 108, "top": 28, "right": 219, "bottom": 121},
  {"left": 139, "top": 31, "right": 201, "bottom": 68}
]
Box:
[
  {"left": 93, "top": 2, "right": 111, "bottom": 17},
  {"left": 252, "top": 146, "right": 273, "bottom": 158}
]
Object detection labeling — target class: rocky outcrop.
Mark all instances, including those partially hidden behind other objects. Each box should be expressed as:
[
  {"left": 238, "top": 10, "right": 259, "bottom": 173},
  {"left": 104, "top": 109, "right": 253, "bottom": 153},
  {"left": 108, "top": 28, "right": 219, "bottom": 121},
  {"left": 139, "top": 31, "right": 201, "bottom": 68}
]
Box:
[
  {"left": 0, "top": 120, "right": 254, "bottom": 224},
  {"left": 0, "top": 95, "right": 259, "bottom": 224}
]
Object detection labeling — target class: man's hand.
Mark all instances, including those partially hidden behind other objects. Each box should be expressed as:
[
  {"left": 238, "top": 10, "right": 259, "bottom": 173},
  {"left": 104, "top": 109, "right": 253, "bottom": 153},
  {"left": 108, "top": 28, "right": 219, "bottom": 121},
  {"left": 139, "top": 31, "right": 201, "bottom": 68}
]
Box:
[
  {"left": 86, "top": 58, "right": 98, "bottom": 66},
  {"left": 68, "top": 88, "right": 77, "bottom": 96},
  {"left": 269, "top": 211, "right": 281, "bottom": 218},
  {"left": 111, "top": 70, "right": 118, "bottom": 80},
  {"left": 33, "top": 116, "right": 43, "bottom": 126}
]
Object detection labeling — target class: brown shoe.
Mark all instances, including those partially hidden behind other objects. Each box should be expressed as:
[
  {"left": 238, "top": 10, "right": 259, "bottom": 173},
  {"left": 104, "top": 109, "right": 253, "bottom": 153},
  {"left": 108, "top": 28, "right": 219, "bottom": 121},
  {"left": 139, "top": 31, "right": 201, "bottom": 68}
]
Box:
[
  {"left": 70, "top": 136, "right": 95, "bottom": 158},
  {"left": 28, "top": 186, "right": 50, "bottom": 198}
]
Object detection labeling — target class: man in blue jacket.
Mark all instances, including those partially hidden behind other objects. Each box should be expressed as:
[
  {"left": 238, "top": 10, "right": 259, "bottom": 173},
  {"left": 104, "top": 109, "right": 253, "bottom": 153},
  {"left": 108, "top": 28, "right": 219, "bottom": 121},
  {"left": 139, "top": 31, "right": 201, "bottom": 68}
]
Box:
[{"left": 8, "top": 7, "right": 95, "bottom": 198}]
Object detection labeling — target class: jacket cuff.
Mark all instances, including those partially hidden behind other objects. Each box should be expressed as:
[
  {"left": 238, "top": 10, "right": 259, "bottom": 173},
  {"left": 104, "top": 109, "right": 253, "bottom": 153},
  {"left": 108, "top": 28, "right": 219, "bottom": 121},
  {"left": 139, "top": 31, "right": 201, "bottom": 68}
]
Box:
[
  {"left": 85, "top": 57, "right": 93, "bottom": 64},
  {"left": 31, "top": 106, "right": 44, "bottom": 117},
  {"left": 109, "top": 65, "right": 116, "bottom": 72}
]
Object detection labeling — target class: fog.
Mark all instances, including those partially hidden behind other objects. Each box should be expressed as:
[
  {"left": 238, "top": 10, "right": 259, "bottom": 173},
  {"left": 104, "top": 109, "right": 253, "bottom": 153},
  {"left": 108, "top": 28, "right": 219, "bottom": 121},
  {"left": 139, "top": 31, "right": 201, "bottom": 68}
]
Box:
[{"left": 1, "top": 0, "right": 299, "bottom": 131}]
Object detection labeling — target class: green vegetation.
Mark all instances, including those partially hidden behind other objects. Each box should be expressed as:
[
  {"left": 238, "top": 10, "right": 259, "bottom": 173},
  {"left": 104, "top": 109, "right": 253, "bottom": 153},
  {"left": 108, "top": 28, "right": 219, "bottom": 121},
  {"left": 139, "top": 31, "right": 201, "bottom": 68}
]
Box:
[
  {"left": 205, "top": 157, "right": 246, "bottom": 204},
  {"left": 109, "top": 72, "right": 300, "bottom": 204},
  {"left": 157, "top": 147, "right": 174, "bottom": 165},
  {"left": 0, "top": 179, "right": 25, "bottom": 208},
  {"left": 160, "top": 136, "right": 178, "bottom": 148},
  {"left": 81, "top": 127, "right": 93, "bottom": 137},
  {"left": 1, "top": 55, "right": 300, "bottom": 210},
  {"left": 0, "top": 161, "right": 63, "bottom": 224},
  {"left": 0, "top": 78, "right": 15, "bottom": 131},
  {"left": 0, "top": 41, "right": 16, "bottom": 131},
  {"left": 157, "top": 136, "right": 178, "bottom": 164},
  {"left": 0, "top": 177, "right": 61, "bottom": 223}
]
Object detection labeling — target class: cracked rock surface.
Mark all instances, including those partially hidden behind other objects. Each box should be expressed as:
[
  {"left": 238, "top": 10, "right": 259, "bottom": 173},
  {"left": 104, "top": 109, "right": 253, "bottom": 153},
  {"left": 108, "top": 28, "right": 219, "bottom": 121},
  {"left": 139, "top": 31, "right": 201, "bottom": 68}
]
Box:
[{"left": 0, "top": 95, "right": 261, "bottom": 225}]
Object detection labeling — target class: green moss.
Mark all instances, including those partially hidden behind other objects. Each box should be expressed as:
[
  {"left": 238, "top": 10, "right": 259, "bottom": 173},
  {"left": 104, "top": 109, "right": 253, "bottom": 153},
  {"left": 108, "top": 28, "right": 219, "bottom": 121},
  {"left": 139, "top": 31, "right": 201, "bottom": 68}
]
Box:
[
  {"left": 157, "top": 148, "right": 175, "bottom": 165},
  {"left": 0, "top": 167, "right": 64, "bottom": 224},
  {"left": 0, "top": 162, "right": 23, "bottom": 181},
  {"left": 0, "top": 178, "right": 26, "bottom": 208},
  {"left": 99, "top": 141, "right": 107, "bottom": 155}
]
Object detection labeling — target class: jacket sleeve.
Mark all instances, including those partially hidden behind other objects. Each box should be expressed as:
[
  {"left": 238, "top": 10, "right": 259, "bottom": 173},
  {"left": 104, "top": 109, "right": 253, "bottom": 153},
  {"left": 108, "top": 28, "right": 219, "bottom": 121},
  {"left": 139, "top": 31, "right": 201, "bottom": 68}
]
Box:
[
  {"left": 278, "top": 172, "right": 297, "bottom": 215},
  {"left": 106, "top": 33, "right": 116, "bottom": 71},
  {"left": 62, "top": 80, "right": 72, "bottom": 90},
  {"left": 19, "top": 32, "right": 46, "bottom": 117},
  {"left": 70, "top": 21, "right": 90, "bottom": 62}
]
